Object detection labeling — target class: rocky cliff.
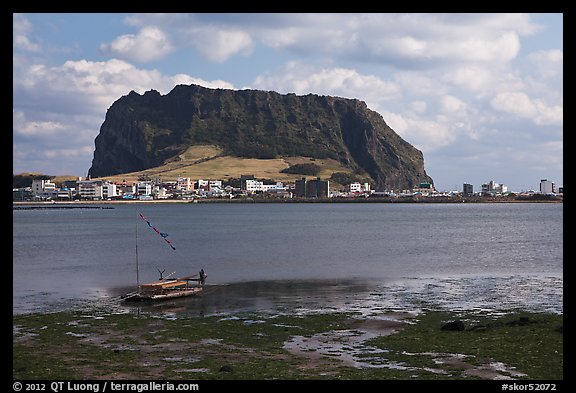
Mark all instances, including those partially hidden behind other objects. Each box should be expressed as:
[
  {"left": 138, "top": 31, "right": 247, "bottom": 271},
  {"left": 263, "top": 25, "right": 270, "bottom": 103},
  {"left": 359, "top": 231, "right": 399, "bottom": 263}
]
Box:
[{"left": 88, "top": 84, "right": 433, "bottom": 190}]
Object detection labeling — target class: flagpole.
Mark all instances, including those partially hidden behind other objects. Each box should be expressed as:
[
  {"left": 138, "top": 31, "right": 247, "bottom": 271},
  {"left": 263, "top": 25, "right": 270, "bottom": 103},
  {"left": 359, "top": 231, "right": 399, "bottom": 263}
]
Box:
[{"left": 135, "top": 210, "right": 140, "bottom": 293}]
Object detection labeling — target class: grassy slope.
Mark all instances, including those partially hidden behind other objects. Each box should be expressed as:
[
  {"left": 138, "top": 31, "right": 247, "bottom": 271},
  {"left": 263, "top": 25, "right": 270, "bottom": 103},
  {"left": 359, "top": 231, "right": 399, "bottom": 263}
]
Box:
[{"left": 95, "top": 145, "right": 359, "bottom": 185}]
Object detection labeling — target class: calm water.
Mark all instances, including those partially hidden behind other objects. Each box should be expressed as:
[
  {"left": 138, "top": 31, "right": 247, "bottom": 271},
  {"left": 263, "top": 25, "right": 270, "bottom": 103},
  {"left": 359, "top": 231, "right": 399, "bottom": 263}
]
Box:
[{"left": 13, "top": 202, "right": 563, "bottom": 315}]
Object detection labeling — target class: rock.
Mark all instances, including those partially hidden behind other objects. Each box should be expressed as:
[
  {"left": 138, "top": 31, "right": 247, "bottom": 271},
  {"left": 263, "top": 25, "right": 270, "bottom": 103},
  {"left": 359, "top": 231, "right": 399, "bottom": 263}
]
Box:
[
  {"left": 219, "top": 365, "right": 233, "bottom": 373},
  {"left": 505, "top": 316, "right": 537, "bottom": 327},
  {"left": 88, "top": 84, "right": 433, "bottom": 190},
  {"left": 518, "top": 317, "right": 531, "bottom": 325},
  {"left": 441, "top": 320, "right": 466, "bottom": 331}
]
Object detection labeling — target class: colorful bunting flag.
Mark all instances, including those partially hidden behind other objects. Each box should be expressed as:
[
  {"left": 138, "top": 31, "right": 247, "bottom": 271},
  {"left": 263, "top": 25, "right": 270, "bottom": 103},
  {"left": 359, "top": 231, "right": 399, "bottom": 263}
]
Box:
[{"left": 139, "top": 213, "right": 176, "bottom": 250}]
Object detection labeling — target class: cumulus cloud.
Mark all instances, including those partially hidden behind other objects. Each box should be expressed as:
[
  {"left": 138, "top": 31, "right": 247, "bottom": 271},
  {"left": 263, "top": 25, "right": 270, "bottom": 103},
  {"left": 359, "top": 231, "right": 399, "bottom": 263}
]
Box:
[
  {"left": 13, "top": 56, "right": 236, "bottom": 175},
  {"left": 248, "top": 59, "right": 557, "bottom": 161},
  {"left": 122, "top": 13, "right": 538, "bottom": 68},
  {"left": 13, "top": 110, "right": 66, "bottom": 137},
  {"left": 14, "top": 58, "right": 234, "bottom": 117},
  {"left": 13, "top": 13, "right": 40, "bottom": 52},
  {"left": 529, "top": 49, "right": 563, "bottom": 79},
  {"left": 393, "top": 71, "right": 448, "bottom": 96},
  {"left": 252, "top": 63, "right": 466, "bottom": 154},
  {"left": 115, "top": 14, "right": 254, "bottom": 63},
  {"left": 13, "top": 107, "right": 104, "bottom": 176},
  {"left": 100, "top": 26, "right": 174, "bottom": 62},
  {"left": 440, "top": 95, "right": 466, "bottom": 114},
  {"left": 13, "top": 57, "right": 235, "bottom": 123},
  {"left": 452, "top": 31, "right": 520, "bottom": 63},
  {"left": 187, "top": 26, "right": 254, "bottom": 62},
  {"left": 252, "top": 62, "right": 400, "bottom": 112},
  {"left": 490, "top": 91, "right": 563, "bottom": 126},
  {"left": 441, "top": 65, "right": 495, "bottom": 93},
  {"left": 381, "top": 110, "right": 456, "bottom": 152}
]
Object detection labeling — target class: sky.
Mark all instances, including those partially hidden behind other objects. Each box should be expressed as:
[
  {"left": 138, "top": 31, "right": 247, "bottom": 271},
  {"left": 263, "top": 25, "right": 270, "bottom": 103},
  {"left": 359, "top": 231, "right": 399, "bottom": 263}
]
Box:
[{"left": 13, "top": 13, "right": 563, "bottom": 192}]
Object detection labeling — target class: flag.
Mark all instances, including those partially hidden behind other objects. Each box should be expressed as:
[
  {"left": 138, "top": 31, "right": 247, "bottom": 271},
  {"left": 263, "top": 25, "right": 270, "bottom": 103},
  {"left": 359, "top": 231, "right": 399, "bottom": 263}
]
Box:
[{"left": 139, "top": 213, "right": 176, "bottom": 250}]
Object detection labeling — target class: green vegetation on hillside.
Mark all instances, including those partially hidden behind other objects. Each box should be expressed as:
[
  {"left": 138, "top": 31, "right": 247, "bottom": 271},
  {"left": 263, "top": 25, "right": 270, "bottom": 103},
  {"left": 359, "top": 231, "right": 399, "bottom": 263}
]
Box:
[{"left": 281, "top": 163, "right": 322, "bottom": 176}]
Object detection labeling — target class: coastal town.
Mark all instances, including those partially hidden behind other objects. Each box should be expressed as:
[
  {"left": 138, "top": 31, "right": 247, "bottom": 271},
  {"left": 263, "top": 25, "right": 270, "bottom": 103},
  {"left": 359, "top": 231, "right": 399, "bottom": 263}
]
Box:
[{"left": 13, "top": 174, "right": 562, "bottom": 202}]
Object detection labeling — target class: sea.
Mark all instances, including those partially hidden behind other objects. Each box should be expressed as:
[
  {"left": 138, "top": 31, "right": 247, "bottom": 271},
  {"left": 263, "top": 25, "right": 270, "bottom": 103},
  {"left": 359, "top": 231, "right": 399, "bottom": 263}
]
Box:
[{"left": 12, "top": 202, "right": 563, "bottom": 317}]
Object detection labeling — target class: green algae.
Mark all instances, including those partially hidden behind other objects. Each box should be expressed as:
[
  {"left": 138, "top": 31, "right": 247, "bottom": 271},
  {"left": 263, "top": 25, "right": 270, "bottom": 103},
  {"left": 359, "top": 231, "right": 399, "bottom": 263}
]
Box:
[{"left": 13, "top": 309, "right": 562, "bottom": 380}]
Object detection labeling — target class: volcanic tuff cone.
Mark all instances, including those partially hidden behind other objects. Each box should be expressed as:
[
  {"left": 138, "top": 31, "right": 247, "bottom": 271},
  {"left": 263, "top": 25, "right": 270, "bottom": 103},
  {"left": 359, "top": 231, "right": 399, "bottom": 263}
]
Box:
[{"left": 89, "top": 84, "right": 432, "bottom": 190}]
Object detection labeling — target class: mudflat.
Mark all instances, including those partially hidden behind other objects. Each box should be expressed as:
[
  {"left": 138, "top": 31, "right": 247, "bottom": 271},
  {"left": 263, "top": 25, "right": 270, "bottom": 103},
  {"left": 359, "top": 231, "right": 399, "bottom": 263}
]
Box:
[{"left": 13, "top": 308, "right": 562, "bottom": 380}]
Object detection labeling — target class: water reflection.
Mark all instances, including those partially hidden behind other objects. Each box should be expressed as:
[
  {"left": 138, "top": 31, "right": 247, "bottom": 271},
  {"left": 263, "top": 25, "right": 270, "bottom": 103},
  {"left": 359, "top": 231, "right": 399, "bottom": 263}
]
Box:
[
  {"left": 115, "top": 279, "right": 375, "bottom": 317},
  {"left": 107, "top": 275, "right": 563, "bottom": 318}
]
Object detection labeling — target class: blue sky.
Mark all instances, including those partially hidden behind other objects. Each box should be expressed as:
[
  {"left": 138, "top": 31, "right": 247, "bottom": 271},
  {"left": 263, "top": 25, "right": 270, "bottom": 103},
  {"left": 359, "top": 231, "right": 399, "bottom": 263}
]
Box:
[{"left": 13, "top": 13, "right": 563, "bottom": 191}]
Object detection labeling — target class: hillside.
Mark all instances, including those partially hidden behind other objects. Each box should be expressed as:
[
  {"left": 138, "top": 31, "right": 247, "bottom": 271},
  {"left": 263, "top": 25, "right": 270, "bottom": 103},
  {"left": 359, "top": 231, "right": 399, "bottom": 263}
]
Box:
[
  {"left": 97, "top": 145, "right": 367, "bottom": 187},
  {"left": 88, "top": 84, "right": 433, "bottom": 190}
]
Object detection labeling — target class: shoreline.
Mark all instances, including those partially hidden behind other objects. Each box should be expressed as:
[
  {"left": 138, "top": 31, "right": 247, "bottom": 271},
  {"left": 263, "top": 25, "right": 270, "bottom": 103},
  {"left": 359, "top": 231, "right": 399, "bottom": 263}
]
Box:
[
  {"left": 14, "top": 274, "right": 563, "bottom": 319},
  {"left": 12, "top": 194, "right": 563, "bottom": 206},
  {"left": 13, "top": 276, "right": 563, "bottom": 380}
]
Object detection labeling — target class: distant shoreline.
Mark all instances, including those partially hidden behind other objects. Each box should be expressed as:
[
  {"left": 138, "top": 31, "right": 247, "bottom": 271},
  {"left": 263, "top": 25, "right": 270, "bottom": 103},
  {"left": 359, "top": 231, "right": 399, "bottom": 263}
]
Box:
[{"left": 13, "top": 195, "right": 562, "bottom": 206}]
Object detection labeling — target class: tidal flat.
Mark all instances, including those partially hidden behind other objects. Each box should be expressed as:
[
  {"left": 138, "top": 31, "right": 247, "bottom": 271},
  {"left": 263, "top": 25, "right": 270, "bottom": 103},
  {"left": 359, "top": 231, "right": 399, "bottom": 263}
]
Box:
[{"left": 13, "top": 308, "right": 562, "bottom": 380}]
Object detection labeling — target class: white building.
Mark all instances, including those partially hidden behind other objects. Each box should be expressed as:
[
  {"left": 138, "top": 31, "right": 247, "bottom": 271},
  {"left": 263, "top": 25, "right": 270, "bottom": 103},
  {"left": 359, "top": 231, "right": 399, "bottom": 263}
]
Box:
[
  {"left": 481, "top": 180, "right": 507, "bottom": 195},
  {"left": 540, "top": 179, "right": 555, "bottom": 194},
  {"left": 153, "top": 186, "right": 169, "bottom": 199},
  {"left": 177, "top": 177, "right": 192, "bottom": 191},
  {"left": 245, "top": 179, "right": 264, "bottom": 193},
  {"left": 78, "top": 180, "right": 103, "bottom": 200},
  {"left": 349, "top": 182, "right": 371, "bottom": 193},
  {"left": 209, "top": 180, "right": 223, "bottom": 189},
  {"left": 57, "top": 188, "right": 74, "bottom": 199},
  {"left": 412, "top": 182, "right": 435, "bottom": 195},
  {"left": 102, "top": 182, "right": 117, "bottom": 199},
  {"left": 261, "top": 182, "right": 285, "bottom": 192},
  {"left": 137, "top": 181, "right": 153, "bottom": 196},
  {"left": 31, "top": 179, "right": 57, "bottom": 198},
  {"left": 196, "top": 179, "right": 209, "bottom": 190}
]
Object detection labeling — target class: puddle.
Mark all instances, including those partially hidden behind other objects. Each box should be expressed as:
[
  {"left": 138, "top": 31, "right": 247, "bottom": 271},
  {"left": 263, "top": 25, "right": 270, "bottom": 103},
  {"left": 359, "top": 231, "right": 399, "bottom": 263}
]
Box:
[
  {"left": 285, "top": 328, "right": 388, "bottom": 368},
  {"left": 284, "top": 313, "right": 530, "bottom": 379},
  {"left": 174, "top": 368, "right": 210, "bottom": 373},
  {"left": 284, "top": 313, "right": 409, "bottom": 369}
]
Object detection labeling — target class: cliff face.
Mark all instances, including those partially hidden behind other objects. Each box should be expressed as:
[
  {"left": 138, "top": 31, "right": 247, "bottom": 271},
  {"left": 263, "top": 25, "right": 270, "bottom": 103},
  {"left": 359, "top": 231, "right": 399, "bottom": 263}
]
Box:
[{"left": 88, "top": 84, "right": 432, "bottom": 190}]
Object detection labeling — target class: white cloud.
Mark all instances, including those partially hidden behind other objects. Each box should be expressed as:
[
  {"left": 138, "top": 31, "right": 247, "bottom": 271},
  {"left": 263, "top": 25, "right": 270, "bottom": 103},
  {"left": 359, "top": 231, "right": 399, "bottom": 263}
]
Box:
[
  {"left": 452, "top": 31, "right": 520, "bottom": 63},
  {"left": 533, "top": 101, "right": 563, "bottom": 126},
  {"left": 394, "top": 71, "right": 447, "bottom": 96},
  {"left": 490, "top": 91, "right": 563, "bottom": 125},
  {"left": 194, "top": 28, "right": 253, "bottom": 63},
  {"left": 118, "top": 14, "right": 254, "bottom": 62},
  {"left": 528, "top": 49, "right": 563, "bottom": 79},
  {"left": 252, "top": 63, "right": 400, "bottom": 112},
  {"left": 13, "top": 13, "right": 40, "bottom": 52},
  {"left": 442, "top": 65, "right": 495, "bottom": 92},
  {"left": 440, "top": 95, "right": 466, "bottom": 113},
  {"left": 410, "top": 101, "right": 427, "bottom": 114},
  {"left": 381, "top": 111, "right": 456, "bottom": 152},
  {"left": 13, "top": 110, "right": 65, "bottom": 137},
  {"left": 100, "top": 26, "right": 174, "bottom": 62},
  {"left": 123, "top": 13, "right": 538, "bottom": 68},
  {"left": 13, "top": 56, "right": 236, "bottom": 175},
  {"left": 171, "top": 74, "right": 234, "bottom": 90},
  {"left": 379, "top": 111, "right": 408, "bottom": 135},
  {"left": 14, "top": 58, "right": 235, "bottom": 117},
  {"left": 537, "top": 140, "right": 563, "bottom": 167}
]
